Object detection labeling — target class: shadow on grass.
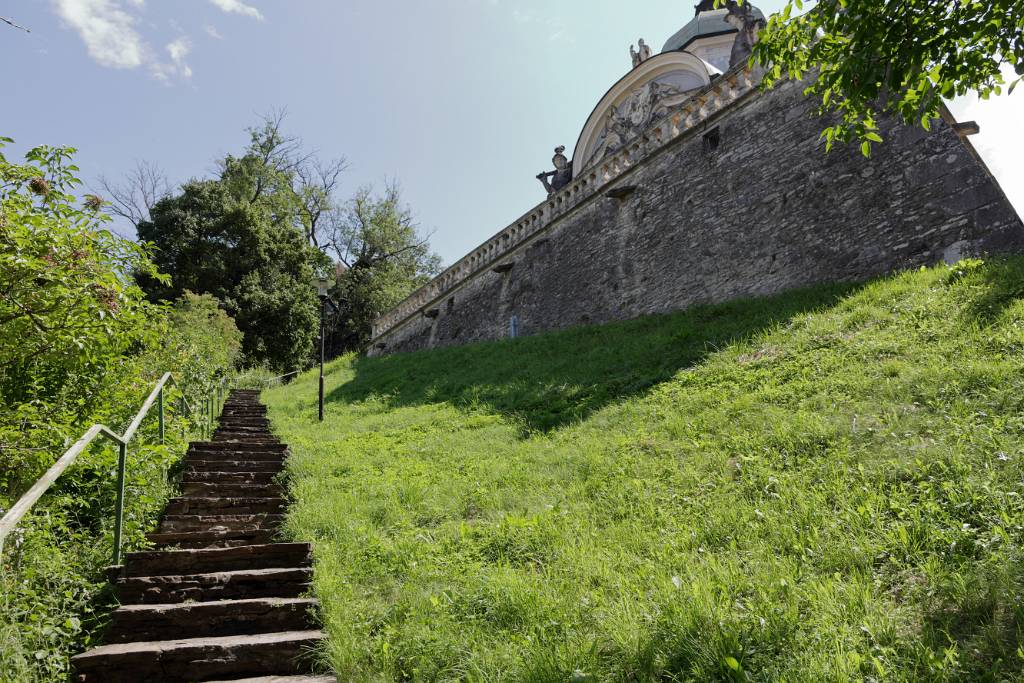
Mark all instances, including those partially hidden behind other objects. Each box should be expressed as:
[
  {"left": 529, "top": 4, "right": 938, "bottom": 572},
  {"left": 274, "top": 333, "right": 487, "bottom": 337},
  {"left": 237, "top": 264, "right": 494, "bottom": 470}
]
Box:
[
  {"left": 328, "top": 281, "right": 864, "bottom": 434},
  {"left": 953, "top": 257, "right": 1024, "bottom": 324},
  {"left": 917, "top": 558, "right": 1024, "bottom": 682}
]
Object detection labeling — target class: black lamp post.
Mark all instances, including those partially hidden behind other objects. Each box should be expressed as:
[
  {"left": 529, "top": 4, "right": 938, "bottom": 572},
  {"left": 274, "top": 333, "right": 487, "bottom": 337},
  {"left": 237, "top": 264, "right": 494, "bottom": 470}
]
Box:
[{"left": 313, "top": 273, "right": 338, "bottom": 422}]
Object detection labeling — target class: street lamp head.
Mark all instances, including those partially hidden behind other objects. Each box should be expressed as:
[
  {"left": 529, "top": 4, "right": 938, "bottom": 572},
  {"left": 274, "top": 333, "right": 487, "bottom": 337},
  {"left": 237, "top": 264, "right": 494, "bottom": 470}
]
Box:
[{"left": 312, "top": 272, "right": 333, "bottom": 298}]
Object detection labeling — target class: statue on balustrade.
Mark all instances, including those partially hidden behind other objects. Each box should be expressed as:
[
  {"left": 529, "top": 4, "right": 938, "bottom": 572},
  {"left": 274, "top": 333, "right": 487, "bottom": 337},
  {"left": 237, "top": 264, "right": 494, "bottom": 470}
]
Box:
[
  {"left": 630, "top": 38, "right": 652, "bottom": 68},
  {"left": 536, "top": 146, "right": 573, "bottom": 195},
  {"left": 725, "top": 1, "right": 765, "bottom": 68}
]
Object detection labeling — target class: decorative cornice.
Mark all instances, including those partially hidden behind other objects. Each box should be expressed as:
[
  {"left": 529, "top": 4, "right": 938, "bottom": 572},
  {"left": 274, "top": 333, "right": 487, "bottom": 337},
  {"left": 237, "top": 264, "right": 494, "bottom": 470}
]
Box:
[{"left": 370, "top": 64, "right": 763, "bottom": 343}]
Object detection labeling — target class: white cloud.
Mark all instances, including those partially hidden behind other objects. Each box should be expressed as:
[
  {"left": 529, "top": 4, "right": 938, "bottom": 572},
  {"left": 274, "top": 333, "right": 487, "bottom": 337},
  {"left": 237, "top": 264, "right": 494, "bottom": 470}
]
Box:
[
  {"left": 208, "top": 0, "right": 264, "bottom": 21},
  {"left": 53, "top": 0, "right": 146, "bottom": 68},
  {"left": 947, "top": 69, "right": 1024, "bottom": 218},
  {"left": 53, "top": 0, "right": 198, "bottom": 82},
  {"left": 161, "top": 36, "right": 192, "bottom": 79},
  {"left": 204, "top": 24, "right": 223, "bottom": 40}
]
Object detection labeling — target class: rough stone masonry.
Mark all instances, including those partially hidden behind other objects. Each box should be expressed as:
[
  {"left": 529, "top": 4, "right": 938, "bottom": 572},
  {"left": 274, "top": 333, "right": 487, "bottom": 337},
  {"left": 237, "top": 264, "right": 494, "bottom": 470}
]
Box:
[{"left": 369, "top": 70, "right": 1023, "bottom": 355}]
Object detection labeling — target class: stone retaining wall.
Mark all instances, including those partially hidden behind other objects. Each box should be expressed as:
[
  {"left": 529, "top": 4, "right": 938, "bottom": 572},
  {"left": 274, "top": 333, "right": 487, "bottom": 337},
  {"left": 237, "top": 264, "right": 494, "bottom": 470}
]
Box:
[{"left": 369, "top": 70, "right": 1023, "bottom": 355}]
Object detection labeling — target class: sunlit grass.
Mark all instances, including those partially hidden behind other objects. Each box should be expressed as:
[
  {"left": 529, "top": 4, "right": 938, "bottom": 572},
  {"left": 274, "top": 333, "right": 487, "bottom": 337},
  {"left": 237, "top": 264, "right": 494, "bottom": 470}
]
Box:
[{"left": 265, "top": 258, "right": 1024, "bottom": 681}]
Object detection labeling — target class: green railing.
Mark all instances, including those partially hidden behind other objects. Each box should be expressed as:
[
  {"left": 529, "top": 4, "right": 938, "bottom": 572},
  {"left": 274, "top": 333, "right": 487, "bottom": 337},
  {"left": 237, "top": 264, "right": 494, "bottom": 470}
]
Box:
[{"left": 0, "top": 372, "right": 228, "bottom": 565}]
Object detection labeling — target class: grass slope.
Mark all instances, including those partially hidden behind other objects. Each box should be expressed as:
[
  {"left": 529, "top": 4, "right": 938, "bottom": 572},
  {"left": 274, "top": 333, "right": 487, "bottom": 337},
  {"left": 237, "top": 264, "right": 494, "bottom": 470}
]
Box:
[{"left": 265, "top": 258, "right": 1024, "bottom": 682}]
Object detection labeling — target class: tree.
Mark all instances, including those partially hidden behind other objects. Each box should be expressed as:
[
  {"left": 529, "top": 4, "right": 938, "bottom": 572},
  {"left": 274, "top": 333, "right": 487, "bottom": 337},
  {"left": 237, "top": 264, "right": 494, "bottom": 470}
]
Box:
[
  {"left": 137, "top": 179, "right": 324, "bottom": 371},
  {"left": 325, "top": 183, "right": 442, "bottom": 351},
  {"left": 96, "top": 160, "right": 172, "bottom": 229},
  {"left": 750, "top": 0, "right": 1024, "bottom": 154},
  {"left": 217, "top": 110, "right": 347, "bottom": 248}
]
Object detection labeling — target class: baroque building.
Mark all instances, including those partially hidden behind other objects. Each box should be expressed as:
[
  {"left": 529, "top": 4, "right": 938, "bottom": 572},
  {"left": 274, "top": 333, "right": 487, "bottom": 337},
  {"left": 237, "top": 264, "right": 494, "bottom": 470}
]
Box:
[{"left": 369, "top": 3, "right": 1023, "bottom": 356}]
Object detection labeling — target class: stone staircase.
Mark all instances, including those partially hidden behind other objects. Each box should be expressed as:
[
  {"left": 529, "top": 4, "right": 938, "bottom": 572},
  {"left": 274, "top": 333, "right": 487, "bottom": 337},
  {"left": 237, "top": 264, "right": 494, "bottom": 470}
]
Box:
[{"left": 71, "top": 390, "right": 331, "bottom": 682}]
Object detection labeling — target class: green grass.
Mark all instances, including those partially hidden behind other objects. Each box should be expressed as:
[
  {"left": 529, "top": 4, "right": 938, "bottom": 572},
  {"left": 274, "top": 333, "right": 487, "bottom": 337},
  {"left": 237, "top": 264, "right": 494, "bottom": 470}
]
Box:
[{"left": 264, "top": 258, "right": 1024, "bottom": 682}]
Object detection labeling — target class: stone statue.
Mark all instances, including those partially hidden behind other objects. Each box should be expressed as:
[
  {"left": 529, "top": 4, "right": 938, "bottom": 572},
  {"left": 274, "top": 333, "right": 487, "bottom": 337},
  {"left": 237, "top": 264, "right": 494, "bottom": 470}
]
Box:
[
  {"left": 725, "top": 1, "right": 765, "bottom": 68},
  {"left": 630, "top": 38, "right": 653, "bottom": 68},
  {"left": 536, "top": 146, "right": 573, "bottom": 195},
  {"left": 639, "top": 38, "right": 652, "bottom": 62}
]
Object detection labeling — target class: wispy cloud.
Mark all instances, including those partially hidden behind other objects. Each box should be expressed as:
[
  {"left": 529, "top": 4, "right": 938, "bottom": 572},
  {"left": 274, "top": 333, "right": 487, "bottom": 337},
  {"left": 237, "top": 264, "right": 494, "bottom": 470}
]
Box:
[
  {"left": 204, "top": 24, "right": 223, "bottom": 40},
  {"left": 153, "top": 36, "right": 192, "bottom": 80},
  {"left": 52, "top": 0, "right": 205, "bottom": 82},
  {"left": 208, "top": 0, "right": 264, "bottom": 21},
  {"left": 53, "top": 0, "right": 146, "bottom": 68}
]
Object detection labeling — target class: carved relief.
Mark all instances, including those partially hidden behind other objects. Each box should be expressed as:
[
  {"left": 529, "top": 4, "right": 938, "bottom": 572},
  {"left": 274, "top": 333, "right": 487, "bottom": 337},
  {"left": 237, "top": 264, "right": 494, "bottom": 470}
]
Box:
[{"left": 583, "top": 79, "right": 689, "bottom": 169}]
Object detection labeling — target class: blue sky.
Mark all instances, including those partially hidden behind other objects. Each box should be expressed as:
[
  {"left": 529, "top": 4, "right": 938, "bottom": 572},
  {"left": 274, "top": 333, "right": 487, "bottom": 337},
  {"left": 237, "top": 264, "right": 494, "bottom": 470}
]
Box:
[{"left": 2, "top": 0, "right": 1021, "bottom": 264}]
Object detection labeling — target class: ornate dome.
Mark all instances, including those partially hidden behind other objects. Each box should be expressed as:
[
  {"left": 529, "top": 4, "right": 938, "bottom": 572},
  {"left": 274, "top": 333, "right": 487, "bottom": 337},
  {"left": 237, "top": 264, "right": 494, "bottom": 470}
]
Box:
[{"left": 661, "top": 2, "right": 765, "bottom": 72}]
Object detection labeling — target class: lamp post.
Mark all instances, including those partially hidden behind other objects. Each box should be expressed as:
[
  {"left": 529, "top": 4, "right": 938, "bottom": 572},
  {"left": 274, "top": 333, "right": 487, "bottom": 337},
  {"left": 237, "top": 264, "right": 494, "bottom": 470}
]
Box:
[{"left": 313, "top": 272, "right": 338, "bottom": 422}]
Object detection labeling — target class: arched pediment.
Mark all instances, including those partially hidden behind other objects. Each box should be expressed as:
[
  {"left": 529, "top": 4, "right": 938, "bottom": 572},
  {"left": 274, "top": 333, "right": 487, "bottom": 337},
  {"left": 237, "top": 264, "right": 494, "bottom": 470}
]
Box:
[{"left": 573, "top": 52, "right": 721, "bottom": 176}]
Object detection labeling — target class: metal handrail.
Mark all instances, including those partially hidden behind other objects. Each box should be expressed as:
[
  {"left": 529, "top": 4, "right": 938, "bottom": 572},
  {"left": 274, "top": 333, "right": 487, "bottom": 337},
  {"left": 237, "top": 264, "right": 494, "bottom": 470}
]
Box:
[{"left": 0, "top": 372, "right": 229, "bottom": 565}]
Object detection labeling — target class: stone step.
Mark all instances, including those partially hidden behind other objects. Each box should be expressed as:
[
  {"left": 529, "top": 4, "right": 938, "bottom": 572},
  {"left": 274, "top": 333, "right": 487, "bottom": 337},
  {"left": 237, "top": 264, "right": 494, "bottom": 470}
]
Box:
[
  {"left": 213, "top": 435, "right": 283, "bottom": 444},
  {"left": 147, "top": 528, "right": 279, "bottom": 549},
  {"left": 182, "top": 471, "right": 280, "bottom": 486},
  {"left": 158, "top": 513, "right": 285, "bottom": 534},
  {"left": 186, "top": 460, "right": 285, "bottom": 473},
  {"left": 180, "top": 482, "right": 285, "bottom": 498},
  {"left": 165, "top": 497, "right": 287, "bottom": 516},
  {"left": 70, "top": 630, "right": 325, "bottom": 682},
  {"left": 122, "top": 543, "right": 312, "bottom": 578},
  {"left": 106, "top": 598, "right": 318, "bottom": 642},
  {"left": 187, "top": 450, "right": 287, "bottom": 462},
  {"left": 189, "top": 441, "right": 287, "bottom": 453},
  {"left": 214, "top": 426, "right": 272, "bottom": 434},
  {"left": 115, "top": 567, "right": 313, "bottom": 604}
]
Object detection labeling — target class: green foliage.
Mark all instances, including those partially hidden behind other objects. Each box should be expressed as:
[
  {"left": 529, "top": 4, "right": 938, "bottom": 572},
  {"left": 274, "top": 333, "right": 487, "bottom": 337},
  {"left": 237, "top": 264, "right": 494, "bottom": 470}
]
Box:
[
  {"left": 137, "top": 120, "right": 329, "bottom": 371},
  {"left": 157, "top": 291, "right": 243, "bottom": 405},
  {"left": 267, "top": 257, "right": 1024, "bottom": 680},
  {"left": 0, "top": 138, "right": 163, "bottom": 496},
  {"left": 138, "top": 179, "right": 322, "bottom": 371},
  {"left": 327, "top": 183, "right": 442, "bottom": 352},
  {"left": 0, "top": 139, "right": 240, "bottom": 681},
  {"left": 751, "top": 0, "right": 1024, "bottom": 153}
]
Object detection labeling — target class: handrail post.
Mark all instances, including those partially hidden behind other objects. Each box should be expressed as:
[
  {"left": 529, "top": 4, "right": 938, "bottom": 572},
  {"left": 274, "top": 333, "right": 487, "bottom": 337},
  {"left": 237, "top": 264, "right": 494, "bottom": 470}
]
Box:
[
  {"left": 112, "top": 440, "right": 127, "bottom": 565},
  {"left": 158, "top": 388, "right": 165, "bottom": 445}
]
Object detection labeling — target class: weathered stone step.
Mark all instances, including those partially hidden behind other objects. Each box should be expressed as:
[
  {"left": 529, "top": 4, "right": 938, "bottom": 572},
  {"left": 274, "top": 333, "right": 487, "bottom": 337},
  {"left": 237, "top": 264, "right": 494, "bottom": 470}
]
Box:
[
  {"left": 69, "top": 630, "right": 325, "bottom": 682},
  {"left": 182, "top": 471, "right": 279, "bottom": 486},
  {"left": 186, "top": 460, "right": 285, "bottom": 473},
  {"left": 187, "top": 450, "right": 287, "bottom": 463},
  {"left": 106, "top": 598, "right": 317, "bottom": 642},
  {"left": 158, "top": 514, "right": 285, "bottom": 534},
  {"left": 214, "top": 426, "right": 272, "bottom": 434},
  {"left": 165, "top": 497, "right": 287, "bottom": 516},
  {"left": 147, "top": 528, "right": 278, "bottom": 549},
  {"left": 122, "top": 543, "right": 312, "bottom": 578},
  {"left": 180, "top": 481, "right": 285, "bottom": 498},
  {"left": 189, "top": 441, "right": 286, "bottom": 453},
  {"left": 213, "top": 434, "right": 283, "bottom": 443},
  {"left": 115, "top": 567, "right": 313, "bottom": 604}
]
